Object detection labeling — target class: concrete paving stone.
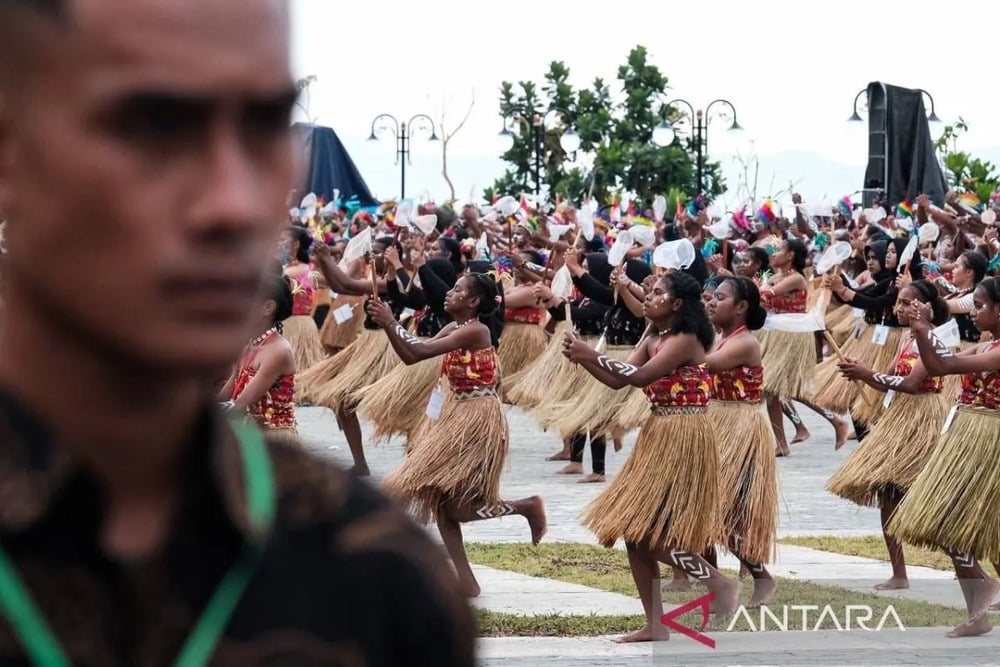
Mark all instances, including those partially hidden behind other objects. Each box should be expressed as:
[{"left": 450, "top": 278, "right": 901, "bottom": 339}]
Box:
[{"left": 469, "top": 565, "right": 638, "bottom": 616}]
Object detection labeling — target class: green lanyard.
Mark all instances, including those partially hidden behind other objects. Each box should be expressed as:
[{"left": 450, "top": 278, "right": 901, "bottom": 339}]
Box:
[{"left": 0, "top": 420, "right": 276, "bottom": 667}]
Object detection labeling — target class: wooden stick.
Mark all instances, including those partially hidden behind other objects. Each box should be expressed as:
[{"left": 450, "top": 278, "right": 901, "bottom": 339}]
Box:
[{"left": 823, "top": 330, "right": 879, "bottom": 409}]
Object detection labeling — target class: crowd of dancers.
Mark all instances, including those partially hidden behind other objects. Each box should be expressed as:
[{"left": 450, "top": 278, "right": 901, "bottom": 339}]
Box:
[{"left": 223, "top": 189, "right": 1000, "bottom": 641}]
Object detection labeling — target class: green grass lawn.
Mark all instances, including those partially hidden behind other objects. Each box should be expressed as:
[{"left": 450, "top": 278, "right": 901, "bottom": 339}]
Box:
[
  {"left": 780, "top": 535, "right": 999, "bottom": 577},
  {"left": 468, "top": 542, "right": 967, "bottom": 636}
]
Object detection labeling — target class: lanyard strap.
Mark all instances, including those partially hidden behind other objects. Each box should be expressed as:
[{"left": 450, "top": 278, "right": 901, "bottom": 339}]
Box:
[{"left": 0, "top": 420, "right": 275, "bottom": 667}]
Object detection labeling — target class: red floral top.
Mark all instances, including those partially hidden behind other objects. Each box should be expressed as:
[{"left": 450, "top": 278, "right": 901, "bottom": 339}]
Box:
[
  {"left": 894, "top": 339, "right": 942, "bottom": 393},
  {"left": 643, "top": 364, "right": 712, "bottom": 408},
  {"left": 232, "top": 365, "right": 297, "bottom": 431},
  {"left": 958, "top": 341, "right": 1000, "bottom": 409},
  {"left": 442, "top": 347, "right": 499, "bottom": 394},
  {"left": 713, "top": 365, "right": 764, "bottom": 402},
  {"left": 761, "top": 288, "right": 807, "bottom": 314},
  {"left": 505, "top": 307, "right": 543, "bottom": 325},
  {"left": 287, "top": 268, "right": 317, "bottom": 316}
]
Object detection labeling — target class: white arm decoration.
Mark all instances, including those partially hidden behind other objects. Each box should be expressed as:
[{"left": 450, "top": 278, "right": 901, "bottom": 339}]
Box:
[
  {"left": 393, "top": 324, "right": 420, "bottom": 346},
  {"left": 872, "top": 373, "right": 905, "bottom": 388},
  {"left": 595, "top": 354, "right": 638, "bottom": 376}
]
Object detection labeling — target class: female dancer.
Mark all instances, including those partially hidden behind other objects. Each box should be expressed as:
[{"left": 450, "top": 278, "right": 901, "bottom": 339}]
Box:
[
  {"left": 563, "top": 271, "right": 741, "bottom": 643},
  {"left": 282, "top": 226, "right": 326, "bottom": 375},
  {"left": 759, "top": 239, "right": 849, "bottom": 455},
  {"left": 369, "top": 273, "right": 546, "bottom": 597},
  {"left": 829, "top": 280, "right": 950, "bottom": 591},
  {"left": 219, "top": 268, "right": 297, "bottom": 435},
  {"left": 498, "top": 250, "right": 549, "bottom": 403},
  {"left": 706, "top": 277, "right": 779, "bottom": 606},
  {"left": 888, "top": 277, "right": 1000, "bottom": 637}
]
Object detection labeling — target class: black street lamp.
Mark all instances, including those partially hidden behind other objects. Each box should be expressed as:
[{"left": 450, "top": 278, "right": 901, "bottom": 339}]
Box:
[
  {"left": 497, "top": 106, "right": 580, "bottom": 197},
  {"left": 367, "top": 113, "right": 439, "bottom": 199},
  {"left": 652, "top": 98, "right": 742, "bottom": 196},
  {"left": 848, "top": 87, "right": 941, "bottom": 124}
]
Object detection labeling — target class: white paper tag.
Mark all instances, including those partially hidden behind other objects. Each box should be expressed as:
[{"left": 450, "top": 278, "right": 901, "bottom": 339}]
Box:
[
  {"left": 872, "top": 324, "right": 890, "bottom": 346},
  {"left": 400, "top": 308, "right": 416, "bottom": 321},
  {"left": 852, "top": 308, "right": 864, "bottom": 319},
  {"left": 941, "top": 404, "right": 959, "bottom": 434},
  {"left": 333, "top": 303, "right": 354, "bottom": 325},
  {"left": 329, "top": 290, "right": 339, "bottom": 299},
  {"left": 883, "top": 389, "right": 896, "bottom": 410},
  {"left": 425, "top": 389, "right": 445, "bottom": 420}
]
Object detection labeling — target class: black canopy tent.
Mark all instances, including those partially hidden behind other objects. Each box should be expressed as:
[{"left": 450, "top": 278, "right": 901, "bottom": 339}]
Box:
[{"left": 292, "top": 123, "right": 379, "bottom": 208}]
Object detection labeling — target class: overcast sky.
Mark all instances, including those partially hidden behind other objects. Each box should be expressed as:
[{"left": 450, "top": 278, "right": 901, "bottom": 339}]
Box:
[{"left": 289, "top": 0, "right": 1000, "bottom": 209}]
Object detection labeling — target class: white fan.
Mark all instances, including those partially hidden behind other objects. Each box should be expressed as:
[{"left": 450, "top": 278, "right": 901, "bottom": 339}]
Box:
[
  {"left": 338, "top": 227, "right": 372, "bottom": 269},
  {"left": 548, "top": 222, "right": 572, "bottom": 239},
  {"left": 652, "top": 239, "right": 696, "bottom": 270},
  {"left": 395, "top": 199, "right": 415, "bottom": 229},
  {"left": 299, "top": 193, "right": 318, "bottom": 220},
  {"left": 607, "top": 230, "right": 633, "bottom": 266},
  {"left": 550, "top": 265, "right": 574, "bottom": 299},
  {"left": 410, "top": 214, "right": 437, "bottom": 235},
  {"left": 813, "top": 241, "right": 853, "bottom": 275},
  {"left": 983, "top": 209, "right": 997, "bottom": 225},
  {"left": 897, "top": 235, "right": 919, "bottom": 274},
  {"left": 895, "top": 216, "right": 914, "bottom": 232},
  {"left": 652, "top": 195, "right": 667, "bottom": 223},
  {"left": 496, "top": 196, "right": 519, "bottom": 217},
  {"left": 630, "top": 225, "right": 656, "bottom": 248},
  {"left": 578, "top": 205, "right": 595, "bottom": 241},
  {"left": 864, "top": 207, "right": 886, "bottom": 224},
  {"left": 918, "top": 222, "right": 940, "bottom": 244},
  {"left": 704, "top": 218, "right": 732, "bottom": 240}
]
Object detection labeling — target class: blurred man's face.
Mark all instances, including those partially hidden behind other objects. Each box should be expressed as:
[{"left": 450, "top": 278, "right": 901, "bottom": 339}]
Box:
[{"left": 0, "top": 0, "right": 296, "bottom": 375}]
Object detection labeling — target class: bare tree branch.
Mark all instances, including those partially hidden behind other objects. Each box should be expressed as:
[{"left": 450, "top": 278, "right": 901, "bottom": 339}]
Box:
[{"left": 440, "top": 87, "right": 477, "bottom": 205}]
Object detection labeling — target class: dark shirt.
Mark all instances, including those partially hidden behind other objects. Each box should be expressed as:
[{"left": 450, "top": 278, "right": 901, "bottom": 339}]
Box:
[
  {"left": 548, "top": 297, "right": 607, "bottom": 338},
  {"left": 0, "top": 391, "right": 475, "bottom": 666},
  {"left": 572, "top": 274, "right": 646, "bottom": 346}
]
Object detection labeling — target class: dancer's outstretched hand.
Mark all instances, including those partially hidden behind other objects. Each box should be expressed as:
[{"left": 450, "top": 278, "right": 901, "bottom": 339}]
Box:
[
  {"left": 561, "top": 331, "right": 593, "bottom": 363},
  {"left": 366, "top": 299, "right": 395, "bottom": 328}
]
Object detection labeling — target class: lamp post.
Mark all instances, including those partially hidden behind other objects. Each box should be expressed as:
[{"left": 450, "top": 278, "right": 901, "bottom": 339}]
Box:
[
  {"left": 848, "top": 87, "right": 941, "bottom": 124},
  {"left": 367, "top": 113, "right": 439, "bottom": 199},
  {"left": 651, "top": 98, "right": 741, "bottom": 196},
  {"left": 497, "top": 106, "right": 580, "bottom": 197}
]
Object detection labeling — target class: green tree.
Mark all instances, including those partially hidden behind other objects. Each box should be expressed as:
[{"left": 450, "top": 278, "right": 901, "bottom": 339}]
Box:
[
  {"left": 491, "top": 46, "right": 724, "bottom": 210},
  {"left": 934, "top": 117, "right": 1000, "bottom": 202}
]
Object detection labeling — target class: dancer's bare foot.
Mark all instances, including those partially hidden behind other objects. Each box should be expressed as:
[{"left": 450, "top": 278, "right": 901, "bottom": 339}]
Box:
[
  {"left": 349, "top": 464, "right": 371, "bottom": 477},
  {"left": 663, "top": 577, "right": 693, "bottom": 592},
  {"left": 748, "top": 578, "right": 777, "bottom": 608},
  {"left": 791, "top": 427, "right": 811, "bottom": 444},
  {"left": 707, "top": 577, "right": 743, "bottom": 617},
  {"left": 577, "top": 473, "right": 606, "bottom": 483},
  {"left": 546, "top": 451, "right": 571, "bottom": 461},
  {"left": 775, "top": 445, "right": 791, "bottom": 457},
  {"left": 556, "top": 462, "right": 583, "bottom": 475},
  {"left": 523, "top": 496, "right": 547, "bottom": 545},
  {"left": 874, "top": 577, "right": 910, "bottom": 591},
  {"left": 833, "top": 416, "right": 850, "bottom": 451},
  {"left": 947, "top": 612, "right": 992, "bottom": 638},
  {"left": 615, "top": 624, "right": 666, "bottom": 643}
]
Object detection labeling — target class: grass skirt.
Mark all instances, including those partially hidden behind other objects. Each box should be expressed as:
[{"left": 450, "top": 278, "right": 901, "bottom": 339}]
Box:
[
  {"left": 850, "top": 327, "right": 904, "bottom": 425},
  {"left": 827, "top": 392, "right": 948, "bottom": 508},
  {"left": 581, "top": 411, "right": 720, "bottom": 553},
  {"left": 383, "top": 389, "right": 508, "bottom": 524},
  {"left": 319, "top": 294, "right": 365, "bottom": 353},
  {"left": 888, "top": 407, "right": 1000, "bottom": 562},
  {"left": 311, "top": 329, "right": 401, "bottom": 413},
  {"left": 710, "top": 400, "right": 778, "bottom": 564},
  {"left": 282, "top": 315, "right": 325, "bottom": 377},
  {"left": 546, "top": 346, "right": 639, "bottom": 437},
  {"left": 756, "top": 329, "right": 817, "bottom": 401},
  {"left": 356, "top": 343, "right": 441, "bottom": 443},
  {"left": 295, "top": 348, "right": 351, "bottom": 405},
  {"left": 811, "top": 324, "right": 901, "bottom": 415},
  {"left": 826, "top": 304, "right": 857, "bottom": 348},
  {"left": 530, "top": 335, "right": 599, "bottom": 434},
  {"left": 498, "top": 323, "right": 549, "bottom": 402},
  {"left": 505, "top": 320, "right": 572, "bottom": 411}
]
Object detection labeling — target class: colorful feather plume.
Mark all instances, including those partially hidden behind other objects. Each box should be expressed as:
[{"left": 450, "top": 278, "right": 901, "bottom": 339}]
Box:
[{"left": 837, "top": 196, "right": 853, "bottom": 218}]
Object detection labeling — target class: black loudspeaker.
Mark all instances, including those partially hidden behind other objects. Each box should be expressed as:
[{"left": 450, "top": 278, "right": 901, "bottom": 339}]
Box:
[{"left": 862, "top": 84, "right": 888, "bottom": 208}]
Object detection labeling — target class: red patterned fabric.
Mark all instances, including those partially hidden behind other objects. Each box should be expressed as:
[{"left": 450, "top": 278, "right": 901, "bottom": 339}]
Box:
[
  {"left": 762, "top": 288, "right": 807, "bottom": 314},
  {"left": 642, "top": 364, "right": 713, "bottom": 407},
  {"left": 441, "top": 347, "right": 499, "bottom": 393},
  {"left": 232, "top": 365, "right": 297, "bottom": 431},
  {"left": 288, "top": 269, "right": 317, "bottom": 316},
  {"left": 959, "top": 341, "right": 1000, "bottom": 408},
  {"left": 894, "top": 341, "right": 942, "bottom": 393},
  {"left": 712, "top": 365, "right": 764, "bottom": 402},
  {"left": 505, "top": 307, "right": 543, "bottom": 325}
]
